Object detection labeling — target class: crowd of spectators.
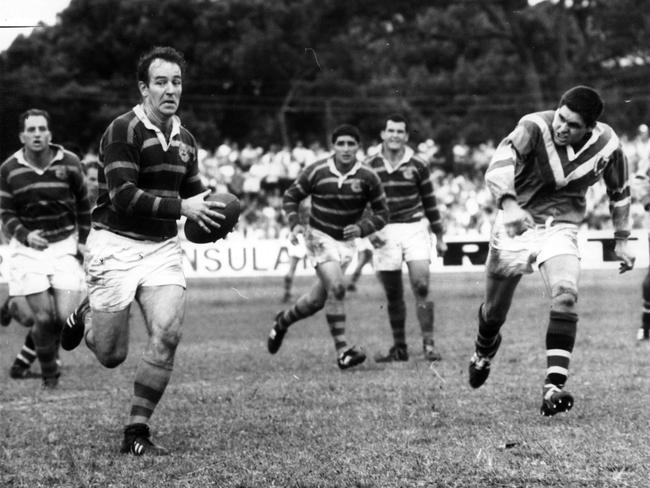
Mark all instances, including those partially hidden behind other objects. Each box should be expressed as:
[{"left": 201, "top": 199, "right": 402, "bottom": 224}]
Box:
[{"left": 80, "top": 124, "right": 650, "bottom": 240}]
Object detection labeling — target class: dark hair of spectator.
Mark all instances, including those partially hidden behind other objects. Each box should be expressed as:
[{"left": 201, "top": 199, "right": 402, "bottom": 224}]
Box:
[
  {"left": 82, "top": 159, "right": 100, "bottom": 175},
  {"left": 331, "top": 124, "right": 361, "bottom": 144},
  {"left": 137, "top": 46, "right": 186, "bottom": 84},
  {"left": 559, "top": 85, "right": 603, "bottom": 128},
  {"left": 19, "top": 109, "right": 51, "bottom": 132},
  {"left": 385, "top": 113, "right": 408, "bottom": 132}
]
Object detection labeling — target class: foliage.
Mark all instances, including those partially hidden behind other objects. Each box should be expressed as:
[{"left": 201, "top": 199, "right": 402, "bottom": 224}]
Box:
[{"left": 0, "top": 0, "right": 649, "bottom": 160}]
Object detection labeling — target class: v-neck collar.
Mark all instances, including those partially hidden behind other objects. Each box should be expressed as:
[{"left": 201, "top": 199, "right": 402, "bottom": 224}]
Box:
[{"left": 133, "top": 104, "right": 181, "bottom": 152}]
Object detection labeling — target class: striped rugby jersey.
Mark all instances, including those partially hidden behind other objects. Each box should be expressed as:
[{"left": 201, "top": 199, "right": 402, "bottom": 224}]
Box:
[
  {"left": 486, "top": 110, "right": 630, "bottom": 229},
  {"left": 0, "top": 144, "right": 91, "bottom": 245},
  {"left": 365, "top": 146, "right": 443, "bottom": 235},
  {"left": 93, "top": 105, "right": 205, "bottom": 241},
  {"left": 283, "top": 157, "right": 388, "bottom": 240}
]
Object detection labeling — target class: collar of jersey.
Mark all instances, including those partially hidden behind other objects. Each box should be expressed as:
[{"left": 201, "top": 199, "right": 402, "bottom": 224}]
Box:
[
  {"left": 327, "top": 157, "right": 362, "bottom": 187},
  {"left": 13, "top": 144, "right": 65, "bottom": 175},
  {"left": 565, "top": 123, "right": 603, "bottom": 160},
  {"left": 380, "top": 146, "right": 414, "bottom": 173},
  {"left": 133, "top": 104, "right": 181, "bottom": 152}
]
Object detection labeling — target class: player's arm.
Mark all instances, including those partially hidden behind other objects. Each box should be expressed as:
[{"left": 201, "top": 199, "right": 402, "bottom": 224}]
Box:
[
  {"left": 353, "top": 173, "right": 388, "bottom": 238},
  {"left": 486, "top": 126, "right": 535, "bottom": 236},
  {"left": 0, "top": 164, "right": 46, "bottom": 248},
  {"left": 70, "top": 158, "right": 92, "bottom": 245},
  {"left": 0, "top": 164, "right": 29, "bottom": 245},
  {"left": 103, "top": 140, "right": 183, "bottom": 219},
  {"left": 603, "top": 147, "right": 635, "bottom": 273},
  {"left": 417, "top": 161, "right": 446, "bottom": 255},
  {"left": 283, "top": 168, "right": 310, "bottom": 232}
]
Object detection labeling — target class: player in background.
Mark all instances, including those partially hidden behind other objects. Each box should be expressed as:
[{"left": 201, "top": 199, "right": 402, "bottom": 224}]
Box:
[
  {"left": 61, "top": 46, "right": 225, "bottom": 455},
  {"left": 83, "top": 159, "right": 100, "bottom": 208},
  {"left": 0, "top": 109, "right": 91, "bottom": 387},
  {"left": 367, "top": 114, "right": 447, "bottom": 362},
  {"left": 346, "top": 237, "right": 373, "bottom": 292},
  {"left": 4, "top": 155, "right": 101, "bottom": 378},
  {"left": 468, "top": 86, "right": 635, "bottom": 416},
  {"left": 281, "top": 198, "right": 310, "bottom": 303},
  {"left": 267, "top": 124, "right": 388, "bottom": 369}
]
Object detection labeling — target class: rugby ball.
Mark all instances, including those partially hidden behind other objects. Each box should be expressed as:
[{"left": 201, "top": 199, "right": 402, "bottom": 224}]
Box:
[{"left": 184, "top": 192, "right": 241, "bottom": 243}]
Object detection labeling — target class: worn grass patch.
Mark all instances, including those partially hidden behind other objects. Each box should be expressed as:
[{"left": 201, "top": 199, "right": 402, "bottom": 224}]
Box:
[{"left": 1, "top": 269, "right": 649, "bottom": 487}]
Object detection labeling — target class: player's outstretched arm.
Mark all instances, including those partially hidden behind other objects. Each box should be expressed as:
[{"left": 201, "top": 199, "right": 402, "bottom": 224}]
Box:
[{"left": 614, "top": 234, "right": 635, "bottom": 274}]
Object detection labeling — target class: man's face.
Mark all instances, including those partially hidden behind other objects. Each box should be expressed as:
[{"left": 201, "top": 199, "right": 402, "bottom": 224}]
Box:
[
  {"left": 552, "top": 105, "right": 590, "bottom": 146},
  {"left": 19, "top": 115, "right": 51, "bottom": 153},
  {"left": 85, "top": 167, "right": 99, "bottom": 202},
  {"left": 381, "top": 120, "right": 408, "bottom": 151},
  {"left": 332, "top": 135, "right": 359, "bottom": 166},
  {"left": 139, "top": 58, "right": 183, "bottom": 118}
]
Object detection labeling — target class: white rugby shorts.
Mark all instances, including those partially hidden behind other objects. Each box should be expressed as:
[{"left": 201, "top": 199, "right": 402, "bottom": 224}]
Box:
[
  {"left": 84, "top": 228, "right": 186, "bottom": 312},
  {"left": 486, "top": 213, "right": 579, "bottom": 277},
  {"left": 372, "top": 220, "right": 432, "bottom": 271},
  {"left": 354, "top": 237, "right": 374, "bottom": 253},
  {"left": 287, "top": 232, "right": 307, "bottom": 259},
  {"left": 3, "top": 234, "right": 85, "bottom": 296},
  {"left": 304, "top": 227, "right": 356, "bottom": 270}
]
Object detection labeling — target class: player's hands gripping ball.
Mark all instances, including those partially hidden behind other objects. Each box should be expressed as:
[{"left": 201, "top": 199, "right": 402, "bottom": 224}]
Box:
[{"left": 184, "top": 191, "right": 241, "bottom": 243}]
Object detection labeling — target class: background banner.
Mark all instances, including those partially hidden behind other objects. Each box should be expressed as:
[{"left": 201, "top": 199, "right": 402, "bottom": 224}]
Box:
[{"left": 0, "top": 230, "right": 645, "bottom": 281}]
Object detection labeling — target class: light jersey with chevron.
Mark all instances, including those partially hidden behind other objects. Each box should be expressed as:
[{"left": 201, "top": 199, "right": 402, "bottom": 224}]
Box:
[{"left": 485, "top": 110, "right": 630, "bottom": 226}]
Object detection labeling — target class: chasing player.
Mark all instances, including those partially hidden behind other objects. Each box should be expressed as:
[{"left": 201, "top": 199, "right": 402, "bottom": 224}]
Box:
[{"left": 468, "top": 86, "right": 635, "bottom": 416}]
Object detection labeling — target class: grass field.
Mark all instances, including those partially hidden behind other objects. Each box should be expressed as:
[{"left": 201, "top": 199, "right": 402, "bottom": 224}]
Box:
[{"left": 1, "top": 268, "right": 650, "bottom": 488}]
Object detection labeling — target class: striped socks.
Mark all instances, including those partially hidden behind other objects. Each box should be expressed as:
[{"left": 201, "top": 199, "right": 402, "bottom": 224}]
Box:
[
  {"left": 129, "top": 357, "right": 173, "bottom": 425},
  {"left": 12, "top": 331, "right": 37, "bottom": 370},
  {"left": 544, "top": 310, "right": 578, "bottom": 388}
]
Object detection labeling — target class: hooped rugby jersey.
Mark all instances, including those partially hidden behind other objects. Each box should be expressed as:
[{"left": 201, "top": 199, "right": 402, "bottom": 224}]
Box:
[
  {"left": 365, "top": 146, "right": 443, "bottom": 235},
  {"left": 485, "top": 110, "right": 630, "bottom": 227},
  {"left": 93, "top": 105, "right": 205, "bottom": 241},
  {"left": 283, "top": 157, "right": 388, "bottom": 240},
  {"left": 0, "top": 144, "right": 91, "bottom": 245}
]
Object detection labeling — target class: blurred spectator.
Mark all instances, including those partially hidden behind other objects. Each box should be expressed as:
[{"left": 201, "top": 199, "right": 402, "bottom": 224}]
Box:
[{"left": 630, "top": 124, "right": 650, "bottom": 176}]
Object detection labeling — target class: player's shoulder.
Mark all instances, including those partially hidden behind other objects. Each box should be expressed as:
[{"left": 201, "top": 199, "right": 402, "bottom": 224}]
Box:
[
  {"left": 518, "top": 110, "right": 554, "bottom": 130},
  {"left": 0, "top": 151, "right": 19, "bottom": 171},
  {"left": 357, "top": 162, "right": 382, "bottom": 182},
  {"left": 102, "top": 110, "right": 139, "bottom": 144},
  {"left": 59, "top": 146, "right": 82, "bottom": 165},
  {"left": 408, "top": 152, "right": 429, "bottom": 168},
  {"left": 303, "top": 157, "right": 330, "bottom": 175},
  {"left": 595, "top": 121, "right": 617, "bottom": 139},
  {"left": 179, "top": 123, "right": 198, "bottom": 147}
]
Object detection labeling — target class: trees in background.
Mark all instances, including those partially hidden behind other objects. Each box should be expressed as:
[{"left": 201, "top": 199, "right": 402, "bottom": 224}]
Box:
[{"left": 1, "top": 0, "right": 649, "bottom": 162}]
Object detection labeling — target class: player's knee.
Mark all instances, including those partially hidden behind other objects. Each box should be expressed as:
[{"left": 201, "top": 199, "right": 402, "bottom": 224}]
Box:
[
  {"left": 330, "top": 282, "right": 346, "bottom": 300},
  {"left": 412, "top": 279, "right": 429, "bottom": 299},
  {"left": 31, "top": 309, "right": 54, "bottom": 328},
  {"left": 551, "top": 282, "right": 578, "bottom": 310},
  {"left": 159, "top": 329, "right": 182, "bottom": 353},
  {"left": 97, "top": 349, "right": 127, "bottom": 369}
]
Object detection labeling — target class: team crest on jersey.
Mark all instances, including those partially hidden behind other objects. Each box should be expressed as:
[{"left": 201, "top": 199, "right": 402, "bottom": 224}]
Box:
[
  {"left": 349, "top": 179, "right": 363, "bottom": 193},
  {"left": 401, "top": 167, "right": 415, "bottom": 180},
  {"left": 593, "top": 156, "right": 608, "bottom": 177},
  {"left": 54, "top": 166, "right": 68, "bottom": 180},
  {"left": 178, "top": 142, "right": 191, "bottom": 163}
]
